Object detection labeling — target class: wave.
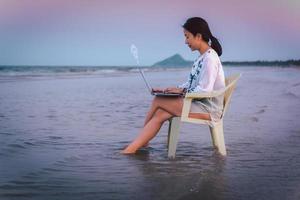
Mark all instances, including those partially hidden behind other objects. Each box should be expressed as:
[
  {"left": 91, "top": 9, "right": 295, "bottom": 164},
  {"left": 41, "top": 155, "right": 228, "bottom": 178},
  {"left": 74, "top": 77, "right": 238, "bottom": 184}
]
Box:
[{"left": 0, "top": 66, "right": 155, "bottom": 77}]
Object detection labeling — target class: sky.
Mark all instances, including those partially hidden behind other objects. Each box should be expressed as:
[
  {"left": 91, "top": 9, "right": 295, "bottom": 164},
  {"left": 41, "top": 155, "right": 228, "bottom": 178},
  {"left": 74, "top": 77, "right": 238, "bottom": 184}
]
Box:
[{"left": 0, "top": 0, "right": 299, "bottom": 66}]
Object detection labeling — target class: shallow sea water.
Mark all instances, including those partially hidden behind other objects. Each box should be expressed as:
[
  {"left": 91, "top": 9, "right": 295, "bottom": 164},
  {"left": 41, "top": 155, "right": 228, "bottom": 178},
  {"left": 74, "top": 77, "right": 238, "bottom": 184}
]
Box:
[{"left": 0, "top": 66, "right": 300, "bottom": 200}]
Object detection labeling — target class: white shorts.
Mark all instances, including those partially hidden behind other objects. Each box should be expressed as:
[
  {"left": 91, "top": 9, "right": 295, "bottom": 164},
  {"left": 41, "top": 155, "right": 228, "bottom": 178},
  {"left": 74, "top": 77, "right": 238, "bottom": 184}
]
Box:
[
  {"left": 190, "top": 101, "right": 210, "bottom": 113},
  {"left": 190, "top": 100, "right": 223, "bottom": 121}
]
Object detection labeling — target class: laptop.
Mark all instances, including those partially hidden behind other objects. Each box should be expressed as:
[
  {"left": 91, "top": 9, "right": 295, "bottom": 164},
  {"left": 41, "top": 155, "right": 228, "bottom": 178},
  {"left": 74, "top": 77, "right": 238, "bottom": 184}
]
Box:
[{"left": 138, "top": 69, "right": 183, "bottom": 97}]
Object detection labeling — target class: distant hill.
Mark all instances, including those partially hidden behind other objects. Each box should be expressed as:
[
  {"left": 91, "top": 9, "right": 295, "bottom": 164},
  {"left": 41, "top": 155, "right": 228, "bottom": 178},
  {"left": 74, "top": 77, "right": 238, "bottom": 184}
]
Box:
[
  {"left": 152, "top": 54, "right": 300, "bottom": 67},
  {"left": 152, "top": 54, "right": 192, "bottom": 67}
]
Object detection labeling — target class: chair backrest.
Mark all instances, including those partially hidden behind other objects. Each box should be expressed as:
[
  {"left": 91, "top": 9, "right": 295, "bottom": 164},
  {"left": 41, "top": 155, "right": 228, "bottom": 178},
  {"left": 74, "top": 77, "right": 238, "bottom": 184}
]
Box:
[{"left": 221, "top": 73, "right": 241, "bottom": 118}]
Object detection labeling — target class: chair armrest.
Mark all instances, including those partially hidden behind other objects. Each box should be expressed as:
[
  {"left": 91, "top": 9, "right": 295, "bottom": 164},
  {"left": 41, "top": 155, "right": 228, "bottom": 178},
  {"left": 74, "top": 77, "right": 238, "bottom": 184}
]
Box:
[
  {"left": 185, "top": 89, "right": 224, "bottom": 99},
  {"left": 181, "top": 89, "right": 225, "bottom": 121}
]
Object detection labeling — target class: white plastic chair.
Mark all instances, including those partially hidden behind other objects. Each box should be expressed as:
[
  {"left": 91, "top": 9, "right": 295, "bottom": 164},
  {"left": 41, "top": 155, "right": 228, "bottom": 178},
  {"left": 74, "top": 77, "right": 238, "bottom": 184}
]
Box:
[{"left": 167, "top": 74, "right": 241, "bottom": 158}]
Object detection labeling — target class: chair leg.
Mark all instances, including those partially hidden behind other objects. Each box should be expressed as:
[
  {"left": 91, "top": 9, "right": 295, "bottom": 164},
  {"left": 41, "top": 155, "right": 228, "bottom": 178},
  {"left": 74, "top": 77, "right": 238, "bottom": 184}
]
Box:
[
  {"left": 209, "top": 120, "right": 227, "bottom": 156},
  {"left": 167, "top": 117, "right": 181, "bottom": 158}
]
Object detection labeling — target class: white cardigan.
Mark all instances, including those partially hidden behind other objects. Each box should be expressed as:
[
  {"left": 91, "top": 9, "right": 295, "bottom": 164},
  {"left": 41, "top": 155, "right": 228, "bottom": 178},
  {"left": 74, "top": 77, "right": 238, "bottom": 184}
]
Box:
[
  {"left": 179, "top": 48, "right": 225, "bottom": 93},
  {"left": 179, "top": 48, "right": 225, "bottom": 122}
]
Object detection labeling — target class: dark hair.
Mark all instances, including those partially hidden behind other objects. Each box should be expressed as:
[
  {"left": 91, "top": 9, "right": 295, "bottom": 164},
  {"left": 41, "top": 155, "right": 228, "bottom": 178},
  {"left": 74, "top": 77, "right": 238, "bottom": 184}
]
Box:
[{"left": 183, "top": 17, "right": 222, "bottom": 56}]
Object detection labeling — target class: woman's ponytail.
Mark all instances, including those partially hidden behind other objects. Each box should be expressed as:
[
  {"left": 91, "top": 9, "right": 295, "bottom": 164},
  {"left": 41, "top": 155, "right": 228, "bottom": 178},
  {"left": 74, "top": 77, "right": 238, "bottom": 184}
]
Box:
[{"left": 210, "top": 35, "right": 222, "bottom": 56}]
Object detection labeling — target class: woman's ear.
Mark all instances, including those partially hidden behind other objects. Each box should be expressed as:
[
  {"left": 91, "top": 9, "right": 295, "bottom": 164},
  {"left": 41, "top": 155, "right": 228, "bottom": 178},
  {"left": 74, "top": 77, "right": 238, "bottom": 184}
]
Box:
[{"left": 195, "top": 33, "right": 202, "bottom": 41}]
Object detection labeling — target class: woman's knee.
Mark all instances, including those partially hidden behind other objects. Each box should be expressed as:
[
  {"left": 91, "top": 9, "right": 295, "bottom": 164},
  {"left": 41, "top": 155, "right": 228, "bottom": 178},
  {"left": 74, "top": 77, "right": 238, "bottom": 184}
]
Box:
[{"left": 153, "top": 109, "right": 170, "bottom": 123}]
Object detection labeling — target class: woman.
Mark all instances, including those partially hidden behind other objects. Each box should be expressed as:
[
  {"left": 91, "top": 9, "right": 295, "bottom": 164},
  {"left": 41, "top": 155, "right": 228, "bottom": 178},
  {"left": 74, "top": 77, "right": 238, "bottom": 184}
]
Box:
[{"left": 121, "top": 17, "right": 225, "bottom": 154}]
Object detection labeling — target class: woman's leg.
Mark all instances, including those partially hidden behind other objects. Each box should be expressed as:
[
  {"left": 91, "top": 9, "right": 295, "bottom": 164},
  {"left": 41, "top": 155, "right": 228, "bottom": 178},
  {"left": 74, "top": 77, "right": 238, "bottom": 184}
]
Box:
[
  {"left": 141, "top": 97, "right": 184, "bottom": 147},
  {"left": 121, "top": 108, "right": 173, "bottom": 154},
  {"left": 122, "top": 97, "right": 184, "bottom": 154},
  {"left": 143, "top": 96, "right": 183, "bottom": 126}
]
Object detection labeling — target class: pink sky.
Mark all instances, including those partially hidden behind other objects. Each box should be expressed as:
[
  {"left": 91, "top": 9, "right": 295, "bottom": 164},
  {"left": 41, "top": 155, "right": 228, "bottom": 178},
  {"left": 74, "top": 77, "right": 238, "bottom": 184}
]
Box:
[{"left": 0, "top": 0, "right": 299, "bottom": 65}]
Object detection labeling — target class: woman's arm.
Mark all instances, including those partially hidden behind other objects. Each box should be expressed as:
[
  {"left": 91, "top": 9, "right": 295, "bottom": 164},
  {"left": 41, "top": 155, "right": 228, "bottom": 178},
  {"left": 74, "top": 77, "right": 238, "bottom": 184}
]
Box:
[
  {"left": 189, "top": 57, "right": 218, "bottom": 93},
  {"left": 164, "top": 87, "right": 185, "bottom": 94}
]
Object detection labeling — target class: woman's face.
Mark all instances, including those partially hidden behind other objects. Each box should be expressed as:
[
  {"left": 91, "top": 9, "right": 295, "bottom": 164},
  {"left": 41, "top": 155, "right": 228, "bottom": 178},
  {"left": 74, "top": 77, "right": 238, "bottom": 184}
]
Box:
[{"left": 184, "top": 29, "right": 201, "bottom": 51}]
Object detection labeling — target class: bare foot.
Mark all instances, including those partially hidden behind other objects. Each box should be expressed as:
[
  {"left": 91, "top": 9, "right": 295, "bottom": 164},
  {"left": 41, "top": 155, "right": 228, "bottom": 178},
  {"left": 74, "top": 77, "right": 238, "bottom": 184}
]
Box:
[
  {"left": 143, "top": 143, "right": 149, "bottom": 148},
  {"left": 120, "top": 149, "right": 136, "bottom": 154},
  {"left": 121, "top": 145, "right": 137, "bottom": 154}
]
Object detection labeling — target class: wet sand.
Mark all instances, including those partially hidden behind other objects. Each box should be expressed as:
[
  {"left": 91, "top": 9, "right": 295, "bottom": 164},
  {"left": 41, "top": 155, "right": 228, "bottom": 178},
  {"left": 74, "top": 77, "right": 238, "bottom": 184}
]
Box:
[{"left": 0, "top": 66, "right": 300, "bottom": 200}]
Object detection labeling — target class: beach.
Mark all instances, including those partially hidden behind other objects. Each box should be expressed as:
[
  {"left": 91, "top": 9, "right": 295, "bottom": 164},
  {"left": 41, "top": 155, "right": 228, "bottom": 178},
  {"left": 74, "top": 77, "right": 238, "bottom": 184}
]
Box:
[{"left": 0, "top": 66, "right": 300, "bottom": 200}]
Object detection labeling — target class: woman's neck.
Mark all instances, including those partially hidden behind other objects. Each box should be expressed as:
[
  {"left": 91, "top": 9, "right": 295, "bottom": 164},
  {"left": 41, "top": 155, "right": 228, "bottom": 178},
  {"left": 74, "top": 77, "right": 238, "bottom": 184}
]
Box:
[{"left": 198, "top": 43, "right": 210, "bottom": 55}]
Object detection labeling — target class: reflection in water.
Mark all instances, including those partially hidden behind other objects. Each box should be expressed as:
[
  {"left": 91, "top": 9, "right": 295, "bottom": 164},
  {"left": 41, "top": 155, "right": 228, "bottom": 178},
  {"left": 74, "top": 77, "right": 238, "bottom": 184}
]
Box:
[{"left": 125, "top": 148, "right": 227, "bottom": 200}]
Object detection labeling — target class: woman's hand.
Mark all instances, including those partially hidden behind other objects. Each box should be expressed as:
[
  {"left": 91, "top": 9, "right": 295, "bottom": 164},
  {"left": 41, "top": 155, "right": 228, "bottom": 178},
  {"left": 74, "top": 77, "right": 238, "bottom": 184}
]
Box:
[
  {"left": 164, "top": 87, "right": 184, "bottom": 94},
  {"left": 152, "top": 87, "right": 185, "bottom": 94},
  {"left": 152, "top": 88, "right": 164, "bottom": 93}
]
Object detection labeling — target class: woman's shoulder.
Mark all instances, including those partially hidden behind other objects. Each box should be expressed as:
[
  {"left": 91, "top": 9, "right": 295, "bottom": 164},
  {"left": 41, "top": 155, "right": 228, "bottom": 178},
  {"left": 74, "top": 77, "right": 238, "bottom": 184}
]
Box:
[
  {"left": 204, "top": 48, "right": 219, "bottom": 60},
  {"left": 202, "top": 48, "right": 222, "bottom": 67}
]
